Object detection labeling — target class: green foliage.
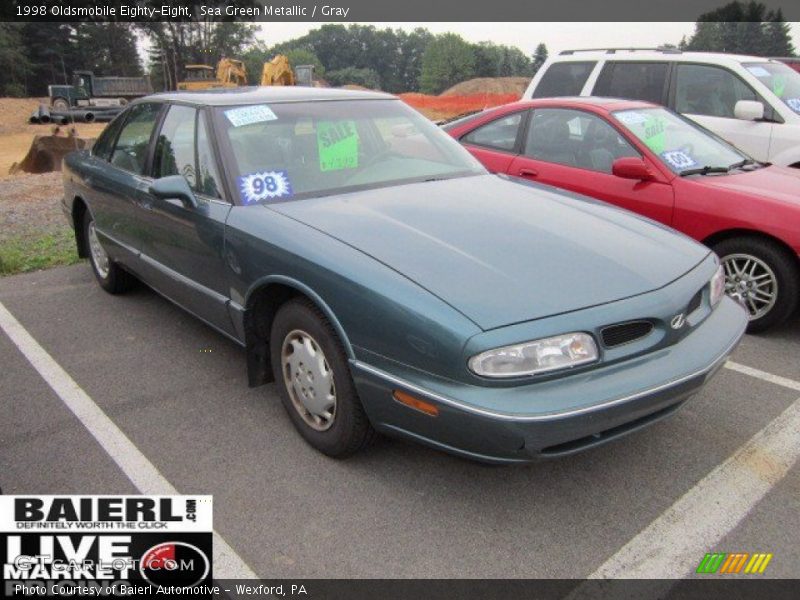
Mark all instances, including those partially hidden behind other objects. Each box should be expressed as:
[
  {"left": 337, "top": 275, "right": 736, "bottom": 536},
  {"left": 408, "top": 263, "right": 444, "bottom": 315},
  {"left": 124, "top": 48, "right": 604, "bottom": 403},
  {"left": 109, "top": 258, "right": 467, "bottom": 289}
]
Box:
[
  {"left": 0, "top": 230, "right": 80, "bottom": 276},
  {"left": 472, "top": 42, "right": 533, "bottom": 77},
  {"left": 682, "top": 1, "right": 795, "bottom": 56},
  {"left": 532, "top": 43, "right": 549, "bottom": 76},
  {"left": 325, "top": 67, "right": 381, "bottom": 89},
  {"left": 420, "top": 34, "right": 477, "bottom": 94},
  {"left": 285, "top": 48, "right": 326, "bottom": 78}
]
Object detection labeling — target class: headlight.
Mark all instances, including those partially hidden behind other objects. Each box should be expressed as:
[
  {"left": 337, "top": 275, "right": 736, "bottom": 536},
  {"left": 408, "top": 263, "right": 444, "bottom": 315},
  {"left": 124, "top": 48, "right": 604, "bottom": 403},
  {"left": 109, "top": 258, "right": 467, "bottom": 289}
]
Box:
[
  {"left": 469, "top": 332, "right": 598, "bottom": 378},
  {"left": 710, "top": 264, "right": 725, "bottom": 307}
]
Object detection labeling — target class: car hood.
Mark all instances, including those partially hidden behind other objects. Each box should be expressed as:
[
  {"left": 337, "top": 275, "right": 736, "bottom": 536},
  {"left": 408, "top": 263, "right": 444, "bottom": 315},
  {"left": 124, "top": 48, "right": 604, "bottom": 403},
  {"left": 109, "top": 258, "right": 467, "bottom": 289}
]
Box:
[
  {"left": 688, "top": 165, "right": 800, "bottom": 207},
  {"left": 269, "top": 175, "right": 709, "bottom": 330}
]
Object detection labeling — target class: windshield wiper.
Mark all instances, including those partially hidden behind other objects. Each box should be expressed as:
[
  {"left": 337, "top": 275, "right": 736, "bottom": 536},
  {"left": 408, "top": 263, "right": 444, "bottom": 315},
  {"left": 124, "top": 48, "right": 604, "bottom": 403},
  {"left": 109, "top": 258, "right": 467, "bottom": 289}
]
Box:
[
  {"left": 679, "top": 165, "right": 731, "bottom": 177},
  {"left": 728, "top": 158, "right": 762, "bottom": 171}
]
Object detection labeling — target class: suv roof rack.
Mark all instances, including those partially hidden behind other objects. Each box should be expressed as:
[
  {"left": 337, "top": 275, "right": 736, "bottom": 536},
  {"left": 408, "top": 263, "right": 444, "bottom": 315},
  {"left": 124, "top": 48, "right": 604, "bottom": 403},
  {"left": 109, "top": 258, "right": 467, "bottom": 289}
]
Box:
[{"left": 559, "top": 47, "right": 683, "bottom": 55}]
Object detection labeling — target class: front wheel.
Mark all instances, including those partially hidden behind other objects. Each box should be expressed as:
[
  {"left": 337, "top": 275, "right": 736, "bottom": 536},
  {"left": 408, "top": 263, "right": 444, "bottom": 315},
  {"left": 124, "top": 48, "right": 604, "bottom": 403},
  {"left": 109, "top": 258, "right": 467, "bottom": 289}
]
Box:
[
  {"left": 52, "top": 98, "right": 70, "bottom": 112},
  {"left": 83, "top": 212, "right": 135, "bottom": 294},
  {"left": 713, "top": 237, "right": 799, "bottom": 332},
  {"left": 270, "top": 298, "right": 376, "bottom": 457}
]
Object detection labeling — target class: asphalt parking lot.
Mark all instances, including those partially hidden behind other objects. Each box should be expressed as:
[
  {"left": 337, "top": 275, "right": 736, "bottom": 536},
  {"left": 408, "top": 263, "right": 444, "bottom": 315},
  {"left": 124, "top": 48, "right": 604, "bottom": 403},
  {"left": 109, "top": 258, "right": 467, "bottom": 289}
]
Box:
[{"left": 1, "top": 264, "right": 798, "bottom": 580}]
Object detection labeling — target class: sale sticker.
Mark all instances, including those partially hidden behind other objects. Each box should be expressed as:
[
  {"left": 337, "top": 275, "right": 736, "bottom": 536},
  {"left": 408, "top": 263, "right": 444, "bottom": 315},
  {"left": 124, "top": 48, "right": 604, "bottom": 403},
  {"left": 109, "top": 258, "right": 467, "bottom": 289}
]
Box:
[
  {"left": 642, "top": 115, "right": 666, "bottom": 154},
  {"left": 615, "top": 111, "right": 648, "bottom": 126},
  {"left": 238, "top": 170, "right": 293, "bottom": 204},
  {"left": 317, "top": 120, "right": 359, "bottom": 171},
  {"left": 660, "top": 150, "right": 698, "bottom": 171}
]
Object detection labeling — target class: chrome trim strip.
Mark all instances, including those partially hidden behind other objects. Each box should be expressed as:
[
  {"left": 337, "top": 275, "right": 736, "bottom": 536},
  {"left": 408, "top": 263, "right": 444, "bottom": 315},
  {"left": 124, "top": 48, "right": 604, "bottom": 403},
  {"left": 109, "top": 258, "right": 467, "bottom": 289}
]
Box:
[{"left": 351, "top": 323, "right": 745, "bottom": 423}]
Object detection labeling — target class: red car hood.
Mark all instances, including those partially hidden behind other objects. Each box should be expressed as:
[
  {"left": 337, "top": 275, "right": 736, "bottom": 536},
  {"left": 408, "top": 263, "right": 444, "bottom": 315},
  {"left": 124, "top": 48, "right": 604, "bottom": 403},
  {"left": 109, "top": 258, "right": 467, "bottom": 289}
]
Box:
[{"left": 691, "top": 165, "right": 800, "bottom": 207}]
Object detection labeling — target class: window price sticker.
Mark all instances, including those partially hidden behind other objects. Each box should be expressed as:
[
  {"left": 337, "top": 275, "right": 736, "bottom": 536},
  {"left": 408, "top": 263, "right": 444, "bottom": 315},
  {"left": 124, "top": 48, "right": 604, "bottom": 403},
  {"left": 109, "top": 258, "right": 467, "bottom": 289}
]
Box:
[{"left": 238, "top": 170, "right": 293, "bottom": 204}]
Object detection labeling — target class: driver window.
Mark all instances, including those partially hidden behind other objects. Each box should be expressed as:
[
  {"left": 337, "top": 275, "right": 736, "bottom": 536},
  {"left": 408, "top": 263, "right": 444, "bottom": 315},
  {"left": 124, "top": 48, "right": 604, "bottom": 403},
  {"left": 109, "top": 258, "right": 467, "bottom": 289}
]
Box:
[
  {"left": 675, "top": 64, "right": 758, "bottom": 118},
  {"left": 153, "top": 105, "right": 197, "bottom": 188},
  {"left": 524, "top": 108, "right": 638, "bottom": 173}
]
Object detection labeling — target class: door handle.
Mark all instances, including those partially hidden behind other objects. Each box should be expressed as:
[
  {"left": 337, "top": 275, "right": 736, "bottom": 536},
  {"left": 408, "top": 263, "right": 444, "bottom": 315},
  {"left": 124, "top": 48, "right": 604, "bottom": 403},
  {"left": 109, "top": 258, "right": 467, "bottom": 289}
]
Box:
[{"left": 518, "top": 168, "right": 538, "bottom": 177}]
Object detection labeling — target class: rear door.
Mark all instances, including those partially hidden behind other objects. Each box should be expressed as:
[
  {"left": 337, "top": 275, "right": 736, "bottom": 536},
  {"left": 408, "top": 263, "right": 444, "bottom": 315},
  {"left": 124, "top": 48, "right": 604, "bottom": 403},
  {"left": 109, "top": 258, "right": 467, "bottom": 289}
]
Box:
[
  {"left": 84, "top": 102, "right": 163, "bottom": 265},
  {"left": 506, "top": 107, "right": 675, "bottom": 225},
  {"left": 137, "top": 103, "right": 235, "bottom": 336}
]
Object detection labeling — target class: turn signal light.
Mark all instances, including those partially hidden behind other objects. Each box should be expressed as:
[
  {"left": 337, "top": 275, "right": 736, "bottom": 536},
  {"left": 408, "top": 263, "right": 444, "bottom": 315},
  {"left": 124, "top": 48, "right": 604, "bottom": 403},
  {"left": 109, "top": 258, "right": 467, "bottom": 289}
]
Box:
[{"left": 392, "top": 390, "right": 439, "bottom": 417}]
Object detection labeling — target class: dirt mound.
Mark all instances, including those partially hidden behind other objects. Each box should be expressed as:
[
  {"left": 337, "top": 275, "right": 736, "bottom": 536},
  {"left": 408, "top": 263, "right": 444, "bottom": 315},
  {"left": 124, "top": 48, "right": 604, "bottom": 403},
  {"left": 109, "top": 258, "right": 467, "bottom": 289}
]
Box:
[
  {"left": 440, "top": 77, "right": 529, "bottom": 97},
  {"left": 0, "top": 98, "right": 49, "bottom": 135},
  {"left": 10, "top": 134, "right": 92, "bottom": 175}
]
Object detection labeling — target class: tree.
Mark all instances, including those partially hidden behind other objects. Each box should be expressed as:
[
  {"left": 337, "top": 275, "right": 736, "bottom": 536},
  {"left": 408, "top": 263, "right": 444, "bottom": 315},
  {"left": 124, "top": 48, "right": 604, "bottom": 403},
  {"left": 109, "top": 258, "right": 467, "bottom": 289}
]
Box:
[
  {"left": 70, "top": 24, "right": 143, "bottom": 77},
  {"left": 139, "top": 22, "right": 257, "bottom": 90},
  {"left": 419, "top": 33, "right": 476, "bottom": 94},
  {"left": 531, "top": 43, "right": 549, "bottom": 76},
  {"left": 683, "top": 1, "right": 795, "bottom": 56},
  {"left": 0, "top": 24, "right": 31, "bottom": 96},
  {"left": 325, "top": 67, "right": 381, "bottom": 89},
  {"left": 396, "top": 28, "right": 434, "bottom": 92}
]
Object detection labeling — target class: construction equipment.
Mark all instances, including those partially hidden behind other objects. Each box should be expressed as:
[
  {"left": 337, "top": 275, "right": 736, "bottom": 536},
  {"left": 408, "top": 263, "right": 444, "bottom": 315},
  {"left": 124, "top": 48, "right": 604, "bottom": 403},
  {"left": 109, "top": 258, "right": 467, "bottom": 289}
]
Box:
[
  {"left": 49, "top": 71, "right": 153, "bottom": 111},
  {"left": 10, "top": 133, "right": 92, "bottom": 175},
  {"left": 260, "top": 55, "right": 295, "bottom": 86},
  {"left": 177, "top": 58, "right": 248, "bottom": 91}
]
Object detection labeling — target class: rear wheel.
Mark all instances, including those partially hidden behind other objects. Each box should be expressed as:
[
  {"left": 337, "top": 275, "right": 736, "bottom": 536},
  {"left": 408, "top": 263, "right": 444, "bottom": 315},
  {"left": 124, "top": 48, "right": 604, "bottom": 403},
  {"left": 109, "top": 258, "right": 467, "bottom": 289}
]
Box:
[
  {"left": 83, "top": 212, "right": 135, "bottom": 294},
  {"left": 270, "top": 298, "right": 375, "bottom": 457},
  {"left": 713, "top": 237, "right": 799, "bottom": 332}
]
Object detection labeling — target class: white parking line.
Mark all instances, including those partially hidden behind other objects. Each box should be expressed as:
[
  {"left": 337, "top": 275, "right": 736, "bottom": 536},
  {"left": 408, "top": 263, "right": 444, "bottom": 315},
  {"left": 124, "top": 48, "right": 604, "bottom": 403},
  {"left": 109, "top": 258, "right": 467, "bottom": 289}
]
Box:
[
  {"left": 725, "top": 360, "right": 800, "bottom": 392},
  {"left": 571, "top": 386, "right": 800, "bottom": 588},
  {"left": 0, "top": 301, "right": 258, "bottom": 579}
]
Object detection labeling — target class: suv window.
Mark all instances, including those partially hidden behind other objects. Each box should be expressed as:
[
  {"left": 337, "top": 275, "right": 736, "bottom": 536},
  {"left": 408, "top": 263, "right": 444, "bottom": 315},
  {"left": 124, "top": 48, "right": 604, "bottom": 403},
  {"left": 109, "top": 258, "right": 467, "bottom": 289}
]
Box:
[
  {"left": 154, "top": 105, "right": 197, "bottom": 187},
  {"left": 461, "top": 112, "right": 524, "bottom": 151},
  {"left": 675, "top": 64, "right": 758, "bottom": 118},
  {"left": 532, "top": 62, "right": 596, "bottom": 98},
  {"left": 109, "top": 103, "right": 162, "bottom": 174},
  {"left": 524, "top": 108, "right": 639, "bottom": 173},
  {"left": 594, "top": 62, "right": 669, "bottom": 104}
]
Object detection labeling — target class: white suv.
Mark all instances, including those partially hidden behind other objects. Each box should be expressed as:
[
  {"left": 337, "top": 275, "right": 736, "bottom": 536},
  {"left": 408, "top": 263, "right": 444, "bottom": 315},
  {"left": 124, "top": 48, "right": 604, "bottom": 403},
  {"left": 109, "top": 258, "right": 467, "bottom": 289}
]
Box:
[{"left": 523, "top": 49, "right": 800, "bottom": 167}]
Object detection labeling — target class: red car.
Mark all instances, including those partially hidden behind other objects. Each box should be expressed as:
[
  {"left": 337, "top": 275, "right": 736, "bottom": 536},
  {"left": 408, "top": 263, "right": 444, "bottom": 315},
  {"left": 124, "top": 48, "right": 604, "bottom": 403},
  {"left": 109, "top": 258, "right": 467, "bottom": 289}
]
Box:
[{"left": 444, "top": 97, "right": 800, "bottom": 331}]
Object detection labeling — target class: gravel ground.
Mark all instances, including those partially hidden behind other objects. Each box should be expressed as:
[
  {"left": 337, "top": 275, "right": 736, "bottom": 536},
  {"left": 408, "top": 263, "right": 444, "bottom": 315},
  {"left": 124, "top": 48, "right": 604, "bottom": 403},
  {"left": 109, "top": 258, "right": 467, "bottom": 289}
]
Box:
[{"left": 0, "top": 172, "right": 66, "bottom": 243}]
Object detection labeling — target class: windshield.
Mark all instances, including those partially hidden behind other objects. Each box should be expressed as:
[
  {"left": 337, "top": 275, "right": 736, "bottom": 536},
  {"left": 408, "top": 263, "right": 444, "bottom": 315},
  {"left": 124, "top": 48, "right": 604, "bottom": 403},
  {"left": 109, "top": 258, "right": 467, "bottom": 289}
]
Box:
[
  {"left": 744, "top": 62, "right": 800, "bottom": 114},
  {"left": 215, "top": 99, "right": 485, "bottom": 204},
  {"left": 613, "top": 107, "right": 747, "bottom": 174}
]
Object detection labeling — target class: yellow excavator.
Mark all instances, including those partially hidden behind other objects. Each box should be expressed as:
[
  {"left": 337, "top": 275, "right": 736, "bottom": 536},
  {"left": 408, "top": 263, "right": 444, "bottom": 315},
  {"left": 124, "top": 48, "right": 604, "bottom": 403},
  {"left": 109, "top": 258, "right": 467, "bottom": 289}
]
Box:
[
  {"left": 260, "top": 55, "right": 295, "bottom": 86},
  {"left": 177, "top": 58, "right": 248, "bottom": 91}
]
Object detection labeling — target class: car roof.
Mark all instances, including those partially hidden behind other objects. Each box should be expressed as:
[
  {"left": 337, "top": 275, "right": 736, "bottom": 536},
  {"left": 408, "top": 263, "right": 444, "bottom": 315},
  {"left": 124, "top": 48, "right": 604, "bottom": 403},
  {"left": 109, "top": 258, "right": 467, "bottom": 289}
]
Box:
[
  {"left": 137, "top": 86, "right": 396, "bottom": 106},
  {"left": 551, "top": 50, "right": 772, "bottom": 66}
]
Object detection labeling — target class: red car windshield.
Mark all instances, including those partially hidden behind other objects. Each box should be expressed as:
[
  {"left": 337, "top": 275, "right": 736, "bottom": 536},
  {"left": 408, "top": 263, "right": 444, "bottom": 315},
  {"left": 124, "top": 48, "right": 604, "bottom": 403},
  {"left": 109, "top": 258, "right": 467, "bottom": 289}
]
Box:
[{"left": 613, "top": 107, "right": 748, "bottom": 174}]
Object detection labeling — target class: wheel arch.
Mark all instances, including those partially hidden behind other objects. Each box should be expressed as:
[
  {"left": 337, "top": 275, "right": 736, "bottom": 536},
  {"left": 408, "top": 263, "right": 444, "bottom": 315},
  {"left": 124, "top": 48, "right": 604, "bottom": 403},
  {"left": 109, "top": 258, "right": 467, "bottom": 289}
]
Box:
[
  {"left": 242, "top": 275, "right": 354, "bottom": 388},
  {"left": 702, "top": 228, "right": 799, "bottom": 265},
  {"left": 72, "top": 196, "right": 89, "bottom": 258}
]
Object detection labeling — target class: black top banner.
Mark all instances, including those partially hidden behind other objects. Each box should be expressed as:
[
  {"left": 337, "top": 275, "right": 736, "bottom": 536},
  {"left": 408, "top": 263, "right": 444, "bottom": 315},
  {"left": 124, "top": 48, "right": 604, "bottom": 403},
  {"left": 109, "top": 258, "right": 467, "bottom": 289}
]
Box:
[{"left": 4, "top": 0, "right": 800, "bottom": 22}]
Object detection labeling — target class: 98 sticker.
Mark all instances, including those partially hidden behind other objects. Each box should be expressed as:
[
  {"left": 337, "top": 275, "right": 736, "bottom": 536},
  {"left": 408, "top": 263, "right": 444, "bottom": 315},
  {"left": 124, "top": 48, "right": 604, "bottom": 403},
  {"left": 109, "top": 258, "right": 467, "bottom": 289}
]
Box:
[{"left": 238, "top": 170, "right": 293, "bottom": 204}]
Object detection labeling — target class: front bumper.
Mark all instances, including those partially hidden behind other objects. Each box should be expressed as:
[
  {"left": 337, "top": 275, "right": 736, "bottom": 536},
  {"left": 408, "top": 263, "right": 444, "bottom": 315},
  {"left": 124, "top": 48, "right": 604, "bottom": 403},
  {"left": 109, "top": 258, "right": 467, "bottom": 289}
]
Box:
[{"left": 351, "top": 297, "right": 747, "bottom": 463}]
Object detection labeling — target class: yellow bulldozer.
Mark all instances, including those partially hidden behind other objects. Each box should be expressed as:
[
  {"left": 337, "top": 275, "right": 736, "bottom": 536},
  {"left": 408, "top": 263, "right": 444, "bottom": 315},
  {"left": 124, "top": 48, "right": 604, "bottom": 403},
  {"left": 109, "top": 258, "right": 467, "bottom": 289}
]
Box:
[
  {"left": 177, "top": 58, "right": 248, "bottom": 91},
  {"left": 260, "top": 55, "right": 315, "bottom": 87}
]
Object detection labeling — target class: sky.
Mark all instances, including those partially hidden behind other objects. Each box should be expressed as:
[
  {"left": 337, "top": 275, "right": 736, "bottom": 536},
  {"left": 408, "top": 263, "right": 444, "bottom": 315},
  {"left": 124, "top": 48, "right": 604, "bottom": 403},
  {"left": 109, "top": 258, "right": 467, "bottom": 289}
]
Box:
[{"left": 254, "top": 22, "right": 800, "bottom": 56}]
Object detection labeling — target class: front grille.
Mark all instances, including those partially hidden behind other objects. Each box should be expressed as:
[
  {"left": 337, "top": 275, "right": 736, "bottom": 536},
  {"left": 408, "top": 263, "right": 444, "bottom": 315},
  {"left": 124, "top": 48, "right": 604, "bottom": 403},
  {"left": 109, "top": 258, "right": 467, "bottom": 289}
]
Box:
[{"left": 601, "top": 320, "right": 653, "bottom": 348}]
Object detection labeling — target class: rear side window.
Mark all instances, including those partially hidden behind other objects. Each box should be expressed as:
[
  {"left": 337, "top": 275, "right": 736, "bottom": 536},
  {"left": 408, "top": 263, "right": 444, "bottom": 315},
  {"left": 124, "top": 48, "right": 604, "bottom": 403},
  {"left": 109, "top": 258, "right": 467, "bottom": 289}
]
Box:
[
  {"left": 154, "top": 105, "right": 198, "bottom": 188},
  {"left": 461, "top": 112, "right": 524, "bottom": 152},
  {"left": 109, "top": 103, "right": 162, "bottom": 174},
  {"left": 91, "top": 114, "right": 126, "bottom": 160},
  {"left": 594, "top": 62, "right": 669, "bottom": 104},
  {"left": 532, "top": 62, "right": 596, "bottom": 98}
]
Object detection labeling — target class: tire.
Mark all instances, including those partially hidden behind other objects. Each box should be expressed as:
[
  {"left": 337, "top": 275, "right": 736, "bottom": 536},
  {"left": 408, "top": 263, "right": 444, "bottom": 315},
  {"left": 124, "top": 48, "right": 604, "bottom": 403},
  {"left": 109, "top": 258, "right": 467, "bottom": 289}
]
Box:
[
  {"left": 270, "top": 298, "right": 376, "bottom": 457},
  {"left": 712, "top": 237, "right": 800, "bottom": 333},
  {"left": 82, "top": 211, "right": 135, "bottom": 294},
  {"left": 52, "top": 98, "right": 69, "bottom": 112}
]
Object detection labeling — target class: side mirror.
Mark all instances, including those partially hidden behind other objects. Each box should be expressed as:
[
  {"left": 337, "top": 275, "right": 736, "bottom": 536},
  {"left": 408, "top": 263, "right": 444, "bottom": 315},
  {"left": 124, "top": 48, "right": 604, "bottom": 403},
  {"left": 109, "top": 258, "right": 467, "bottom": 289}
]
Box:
[
  {"left": 149, "top": 175, "right": 197, "bottom": 209},
  {"left": 734, "top": 100, "right": 764, "bottom": 121},
  {"left": 612, "top": 157, "right": 654, "bottom": 181}
]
